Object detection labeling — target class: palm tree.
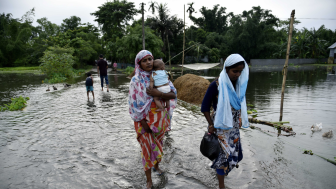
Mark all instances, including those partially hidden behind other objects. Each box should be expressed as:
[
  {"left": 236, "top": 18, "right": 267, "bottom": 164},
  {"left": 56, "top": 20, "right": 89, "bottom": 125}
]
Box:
[
  {"left": 147, "top": 3, "right": 172, "bottom": 54},
  {"left": 186, "top": 2, "right": 196, "bottom": 17},
  {"left": 148, "top": 1, "right": 156, "bottom": 14}
]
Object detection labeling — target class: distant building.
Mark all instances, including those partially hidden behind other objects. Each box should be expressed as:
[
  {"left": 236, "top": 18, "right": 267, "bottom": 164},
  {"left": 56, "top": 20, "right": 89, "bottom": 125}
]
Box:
[{"left": 328, "top": 42, "right": 336, "bottom": 63}]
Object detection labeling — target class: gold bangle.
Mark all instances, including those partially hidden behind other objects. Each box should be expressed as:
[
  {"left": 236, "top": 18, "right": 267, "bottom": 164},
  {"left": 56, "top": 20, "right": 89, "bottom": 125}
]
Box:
[{"left": 209, "top": 125, "right": 214, "bottom": 128}]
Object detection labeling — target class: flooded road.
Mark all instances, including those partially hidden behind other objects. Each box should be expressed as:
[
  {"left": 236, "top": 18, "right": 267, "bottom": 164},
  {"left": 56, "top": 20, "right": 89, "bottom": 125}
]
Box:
[{"left": 0, "top": 66, "right": 336, "bottom": 189}]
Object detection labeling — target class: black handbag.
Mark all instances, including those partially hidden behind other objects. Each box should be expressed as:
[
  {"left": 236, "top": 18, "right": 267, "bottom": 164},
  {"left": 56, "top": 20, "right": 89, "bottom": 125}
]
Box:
[{"left": 200, "top": 132, "right": 221, "bottom": 161}]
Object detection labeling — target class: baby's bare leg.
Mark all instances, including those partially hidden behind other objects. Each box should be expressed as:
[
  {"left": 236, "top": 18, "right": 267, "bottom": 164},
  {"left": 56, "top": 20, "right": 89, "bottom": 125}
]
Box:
[
  {"left": 154, "top": 96, "right": 164, "bottom": 111},
  {"left": 165, "top": 99, "right": 170, "bottom": 109}
]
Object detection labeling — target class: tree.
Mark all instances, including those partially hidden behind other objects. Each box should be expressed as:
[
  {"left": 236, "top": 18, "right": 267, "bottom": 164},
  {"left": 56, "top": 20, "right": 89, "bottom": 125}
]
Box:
[
  {"left": 91, "top": 0, "right": 138, "bottom": 40},
  {"left": 39, "top": 46, "right": 75, "bottom": 81},
  {"left": 46, "top": 23, "right": 102, "bottom": 67},
  {"left": 61, "top": 16, "right": 81, "bottom": 32},
  {"left": 147, "top": 3, "right": 183, "bottom": 56},
  {"left": 226, "top": 6, "right": 279, "bottom": 60},
  {"left": 189, "top": 4, "right": 232, "bottom": 34},
  {"left": 115, "top": 24, "right": 164, "bottom": 62},
  {"left": 148, "top": 1, "right": 156, "bottom": 14},
  {"left": 186, "top": 2, "right": 196, "bottom": 17},
  {"left": 0, "top": 9, "right": 35, "bottom": 67}
]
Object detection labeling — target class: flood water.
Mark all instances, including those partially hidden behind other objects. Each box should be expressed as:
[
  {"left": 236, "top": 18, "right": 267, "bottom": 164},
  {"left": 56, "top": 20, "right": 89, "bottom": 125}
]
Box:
[{"left": 0, "top": 65, "right": 335, "bottom": 189}]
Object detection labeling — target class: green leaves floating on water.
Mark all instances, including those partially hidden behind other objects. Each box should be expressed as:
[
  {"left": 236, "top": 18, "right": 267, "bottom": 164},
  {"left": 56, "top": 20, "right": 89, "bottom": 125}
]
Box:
[
  {"left": 0, "top": 96, "right": 30, "bottom": 111},
  {"left": 303, "top": 149, "right": 314, "bottom": 155}
]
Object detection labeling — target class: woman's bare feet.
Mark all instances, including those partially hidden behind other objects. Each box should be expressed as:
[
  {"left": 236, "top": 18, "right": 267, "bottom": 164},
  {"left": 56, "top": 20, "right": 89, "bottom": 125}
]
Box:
[
  {"left": 146, "top": 181, "right": 153, "bottom": 189},
  {"left": 153, "top": 164, "right": 164, "bottom": 175}
]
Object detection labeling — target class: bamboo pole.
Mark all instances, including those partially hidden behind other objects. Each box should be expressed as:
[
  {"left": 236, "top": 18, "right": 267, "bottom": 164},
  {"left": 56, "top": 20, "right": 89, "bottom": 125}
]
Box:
[
  {"left": 181, "top": 4, "right": 185, "bottom": 76},
  {"left": 279, "top": 10, "right": 295, "bottom": 126},
  {"left": 248, "top": 118, "right": 293, "bottom": 132}
]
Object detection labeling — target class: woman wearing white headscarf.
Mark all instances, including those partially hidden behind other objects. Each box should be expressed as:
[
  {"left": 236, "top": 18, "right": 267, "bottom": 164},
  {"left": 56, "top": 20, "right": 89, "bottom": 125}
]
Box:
[{"left": 201, "top": 54, "right": 249, "bottom": 189}]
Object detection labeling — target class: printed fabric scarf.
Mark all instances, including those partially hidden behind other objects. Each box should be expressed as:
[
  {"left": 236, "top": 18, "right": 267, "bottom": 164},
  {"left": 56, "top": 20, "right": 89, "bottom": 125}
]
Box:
[
  {"left": 214, "top": 54, "right": 250, "bottom": 130},
  {"left": 128, "top": 50, "right": 177, "bottom": 128}
]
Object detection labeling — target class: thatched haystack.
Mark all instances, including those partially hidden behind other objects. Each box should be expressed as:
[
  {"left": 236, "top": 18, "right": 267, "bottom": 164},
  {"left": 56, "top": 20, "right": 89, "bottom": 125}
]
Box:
[{"left": 173, "top": 74, "right": 210, "bottom": 104}]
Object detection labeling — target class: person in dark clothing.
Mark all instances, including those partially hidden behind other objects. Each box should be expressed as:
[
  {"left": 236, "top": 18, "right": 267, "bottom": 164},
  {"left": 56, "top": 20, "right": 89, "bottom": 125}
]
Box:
[
  {"left": 201, "top": 54, "right": 249, "bottom": 189},
  {"left": 86, "top": 72, "right": 94, "bottom": 100},
  {"left": 97, "top": 54, "right": 109, "bottom": 92}
]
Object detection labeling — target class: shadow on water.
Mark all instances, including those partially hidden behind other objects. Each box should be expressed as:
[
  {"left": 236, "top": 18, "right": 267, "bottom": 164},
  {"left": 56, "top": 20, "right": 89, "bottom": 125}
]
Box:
[{"left": 0, "top": 66, "right": 336, "bottom": 188}]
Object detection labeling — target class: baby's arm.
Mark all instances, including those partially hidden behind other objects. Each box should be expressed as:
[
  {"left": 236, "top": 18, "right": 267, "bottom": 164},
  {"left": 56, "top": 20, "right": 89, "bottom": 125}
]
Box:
[
  {"left": 90, "top": 76, "right": 93, "bottom": 84},
  {"left": 150, "top": 74, "right": 154, "bottom": 89}
]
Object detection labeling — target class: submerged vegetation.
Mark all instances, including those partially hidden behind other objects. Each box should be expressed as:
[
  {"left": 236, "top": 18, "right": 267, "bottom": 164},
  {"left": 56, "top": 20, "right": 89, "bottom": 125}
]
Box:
[{"left": 0, "top": 96, "right": 30, "bottom": 111}]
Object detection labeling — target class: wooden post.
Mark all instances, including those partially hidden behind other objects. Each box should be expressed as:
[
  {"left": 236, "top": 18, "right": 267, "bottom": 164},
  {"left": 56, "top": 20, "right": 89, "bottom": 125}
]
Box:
[
  {"left": 181, "top": 4, "right": 185, "bottom": 76},
  {"left": 279, "top": 10, "right": 295, "bottom": 132}
]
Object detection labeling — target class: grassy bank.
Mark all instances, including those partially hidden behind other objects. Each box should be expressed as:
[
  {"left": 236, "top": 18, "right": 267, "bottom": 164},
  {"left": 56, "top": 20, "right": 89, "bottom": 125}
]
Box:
[{"left": 0, "top": 67, "right": 42, "bottom": 74}]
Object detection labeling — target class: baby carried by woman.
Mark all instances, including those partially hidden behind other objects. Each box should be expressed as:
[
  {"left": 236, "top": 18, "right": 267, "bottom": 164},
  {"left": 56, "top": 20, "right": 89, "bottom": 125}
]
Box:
[{"left": 150, "top": 59, "right": 170, "bottom": 111}]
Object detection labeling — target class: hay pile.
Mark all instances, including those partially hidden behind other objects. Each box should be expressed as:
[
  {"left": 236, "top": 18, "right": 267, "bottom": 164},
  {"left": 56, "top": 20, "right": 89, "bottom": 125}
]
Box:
[{"left": 173, "top": 74, "right": 210, "bottom": 104}]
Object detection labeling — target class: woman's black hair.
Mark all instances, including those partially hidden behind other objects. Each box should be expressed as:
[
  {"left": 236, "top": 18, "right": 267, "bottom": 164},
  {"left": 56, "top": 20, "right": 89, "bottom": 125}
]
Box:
[{"left": 226, "top": 61, "right": 245, "bottom": 70}]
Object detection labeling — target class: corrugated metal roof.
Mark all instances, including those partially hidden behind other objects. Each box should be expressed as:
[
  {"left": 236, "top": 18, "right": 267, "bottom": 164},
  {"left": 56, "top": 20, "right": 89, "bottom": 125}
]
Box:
[{"left": 328, "top": 42, "right": 336, "bottom": 49}]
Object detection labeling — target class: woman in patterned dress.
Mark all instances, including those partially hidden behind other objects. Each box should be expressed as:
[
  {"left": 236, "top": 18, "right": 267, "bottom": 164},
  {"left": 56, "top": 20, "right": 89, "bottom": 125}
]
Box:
[
  {"left": 128, "top": 50, "right": 177, "bottom": 189},
  {"left": 201, "top": 54, "right": 250, "bottom": 189}
]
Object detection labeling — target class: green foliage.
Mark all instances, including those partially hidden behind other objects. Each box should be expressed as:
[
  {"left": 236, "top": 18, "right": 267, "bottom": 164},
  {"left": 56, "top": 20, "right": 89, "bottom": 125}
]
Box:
[
  {"left": 0, "top": 96, "right": 30, "bottom": 111},
  {"left": 43, "top": 73, "right": 67, "bottom": 84},
  {"left": 0, "top": 10, "right": 35, "bottom": 67},
  {"left": 39, "top": 46, "right": 75, "bottom": 81},
  {"left": 61, "top": 16, "right": 82, "bottom": 32},
  {"left": 189, "top": 4, "right": 232, "bottom": 34},
  {"left": 115, "top": 24, "right": 164, "bottom": 62},
  {"left": 91, "top": 0, "right": 138, "bottom": 40},
  {"left": 0, "top": 66, "right": 39, "bottom": 71},
  {"left": 123, "top": 66, "right": 135, "bottom": 75}
]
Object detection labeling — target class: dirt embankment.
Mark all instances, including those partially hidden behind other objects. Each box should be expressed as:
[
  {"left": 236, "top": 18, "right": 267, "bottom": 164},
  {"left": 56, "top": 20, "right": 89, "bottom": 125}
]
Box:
[{"left": 173, "top": 74, "right": 210, "bottom": 104}]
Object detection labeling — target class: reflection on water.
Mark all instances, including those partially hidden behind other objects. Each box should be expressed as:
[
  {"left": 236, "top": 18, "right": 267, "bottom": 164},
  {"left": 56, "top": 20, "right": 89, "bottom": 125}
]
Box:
[{"left": 0, "top": 66, "right": 336, "bottom": 189}]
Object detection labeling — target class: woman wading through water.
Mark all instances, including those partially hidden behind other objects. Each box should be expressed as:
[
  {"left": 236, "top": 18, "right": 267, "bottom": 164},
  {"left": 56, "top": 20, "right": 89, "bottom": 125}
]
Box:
[
  {"left": 128, "top": 50, "right": 177, "bottom": 189},
  {"left": 201, "top": 54, "right": 250, "bottom": 189}
]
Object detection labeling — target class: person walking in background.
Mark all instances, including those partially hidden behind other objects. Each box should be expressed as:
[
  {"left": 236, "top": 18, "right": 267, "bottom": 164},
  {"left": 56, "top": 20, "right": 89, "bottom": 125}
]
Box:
[
  {"left": 97, "top": 54, "right": 109, "bottom": 92},
  {"left": 85, "top": 72, "right": 94, "bottom": 100},
  {"left": 113, "top": 61, "right": 117, "bottom": 71},
  {"left": 201, "top": 54, "right": 250, "bottom": 189}
]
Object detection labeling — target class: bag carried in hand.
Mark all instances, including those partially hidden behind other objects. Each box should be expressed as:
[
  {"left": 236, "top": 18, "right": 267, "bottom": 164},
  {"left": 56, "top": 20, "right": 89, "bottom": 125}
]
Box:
[{"left": 200, "top": 132, "right": 221, "bottom": 161}]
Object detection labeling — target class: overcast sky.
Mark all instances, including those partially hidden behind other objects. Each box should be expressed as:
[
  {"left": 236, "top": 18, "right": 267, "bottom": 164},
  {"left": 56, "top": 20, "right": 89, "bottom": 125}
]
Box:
[{"left": 1, "top": 0, "right": 336, "bottom": 31}]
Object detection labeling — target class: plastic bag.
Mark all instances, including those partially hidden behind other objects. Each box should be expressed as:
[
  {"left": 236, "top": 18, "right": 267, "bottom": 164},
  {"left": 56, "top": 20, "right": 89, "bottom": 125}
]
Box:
[{"left": 200, "top": 132, "right": 221, "bottom": 161}]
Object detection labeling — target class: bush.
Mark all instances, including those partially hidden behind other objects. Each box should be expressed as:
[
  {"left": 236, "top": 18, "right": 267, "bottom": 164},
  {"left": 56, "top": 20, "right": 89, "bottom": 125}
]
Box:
[
  {"left": 0, "top": 96, "right": 30, "bottom": 111},
  {"left": 39, "top": 47, "right": 75, "bottom": 82},
  {"left": 123, "top": 66, "right": 135, "bottom": 75}
]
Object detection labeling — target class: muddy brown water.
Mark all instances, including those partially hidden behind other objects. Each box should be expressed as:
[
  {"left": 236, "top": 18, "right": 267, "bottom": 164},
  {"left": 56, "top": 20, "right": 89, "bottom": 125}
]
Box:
[{"left": 0, "top": 65, "right": 335, "bottom": 189}]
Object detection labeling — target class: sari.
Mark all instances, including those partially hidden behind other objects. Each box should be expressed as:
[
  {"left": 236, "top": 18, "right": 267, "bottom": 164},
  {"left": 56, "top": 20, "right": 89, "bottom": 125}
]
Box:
[{"left": 128, "top": 50, "right": 177, "bottom": 171}]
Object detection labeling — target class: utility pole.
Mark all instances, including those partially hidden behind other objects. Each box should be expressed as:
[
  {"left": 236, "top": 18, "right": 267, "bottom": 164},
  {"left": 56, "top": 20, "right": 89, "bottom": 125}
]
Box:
[
  {"left": 182, "top": 4, "right": 185, "bottom": 76},
  {"left": 141, "top": 2, "right": 145, "bottom": 50}
]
